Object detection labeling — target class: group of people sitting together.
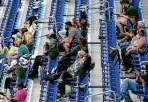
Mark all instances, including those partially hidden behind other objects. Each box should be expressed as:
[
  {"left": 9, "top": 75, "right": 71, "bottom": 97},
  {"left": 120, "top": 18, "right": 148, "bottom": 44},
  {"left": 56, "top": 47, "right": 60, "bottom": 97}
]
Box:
[
  {"left": 29, "top": 12, "right": 94, "bottom": 98},
  {"left": 0, "top": 15, "right": 37, "bottom": 102},
  {"left": 0, "top": 7, "right": 94, "bottom": 101},
  {"left": 113, "top": 0, "right": 148, "bottom": 101}
]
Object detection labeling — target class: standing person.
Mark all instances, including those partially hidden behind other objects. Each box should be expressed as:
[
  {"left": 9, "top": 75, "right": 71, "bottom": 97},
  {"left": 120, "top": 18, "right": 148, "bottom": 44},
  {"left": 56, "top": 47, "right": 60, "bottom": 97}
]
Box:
[{"left": 61, "top": 21, "right": 82, "bottom": 53}]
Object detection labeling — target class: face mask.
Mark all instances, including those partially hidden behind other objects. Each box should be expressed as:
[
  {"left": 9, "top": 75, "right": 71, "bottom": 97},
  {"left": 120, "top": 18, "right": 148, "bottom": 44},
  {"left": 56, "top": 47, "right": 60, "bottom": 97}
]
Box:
[{"left": 65, "top": 28, "right": 69, "bottom": 31}]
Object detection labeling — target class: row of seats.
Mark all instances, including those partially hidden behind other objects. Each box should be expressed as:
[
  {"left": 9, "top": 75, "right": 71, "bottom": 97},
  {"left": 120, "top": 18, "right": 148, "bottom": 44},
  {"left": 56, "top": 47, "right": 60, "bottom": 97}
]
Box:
[
  {"left": 39, "top": 0, "right": 61, "bottom": 101},
  {"left": 39, "top": 0, "right": 91, "bottom": 102},
  {"left": 99, "top": 0, "right": 119, "bottom": 101},
  {"left": 100, "top": 0, "right": 148, "bottom": 101},
  {"left": 0, "top": 0, "right": 43, "bottom": 101},
  {"left": 128, "top": 0, "right": 148, "bottom": 101}
]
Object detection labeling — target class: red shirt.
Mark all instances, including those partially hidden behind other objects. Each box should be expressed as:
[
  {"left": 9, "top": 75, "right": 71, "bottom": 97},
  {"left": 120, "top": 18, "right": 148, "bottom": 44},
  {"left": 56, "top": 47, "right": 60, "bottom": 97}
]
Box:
[{"left": 15, "top": 89, "right": 27, "bottom": 102}]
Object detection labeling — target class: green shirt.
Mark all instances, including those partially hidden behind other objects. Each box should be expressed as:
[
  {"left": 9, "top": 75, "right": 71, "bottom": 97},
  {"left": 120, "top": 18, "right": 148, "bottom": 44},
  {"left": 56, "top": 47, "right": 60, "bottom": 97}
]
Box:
[
  {"left": 15, "top": 64, "right": 25, "bottom": 79},
  {"left": 123, "top": 4, "right": 138, "bottom": 17},
  {"left": 47, "top": 39, "right": 59, "bottom": 60}
]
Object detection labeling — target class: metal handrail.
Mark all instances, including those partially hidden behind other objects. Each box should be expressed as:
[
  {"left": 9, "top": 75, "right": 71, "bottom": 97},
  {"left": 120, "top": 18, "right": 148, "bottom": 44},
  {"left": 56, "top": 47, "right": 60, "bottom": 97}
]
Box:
[{"left": 85, "top": 90, "right": 117, "bottom": 102}]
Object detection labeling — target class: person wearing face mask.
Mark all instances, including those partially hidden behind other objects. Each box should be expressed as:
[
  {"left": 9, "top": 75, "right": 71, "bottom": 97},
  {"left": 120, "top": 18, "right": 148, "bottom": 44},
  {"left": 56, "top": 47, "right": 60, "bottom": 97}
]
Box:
[{"left": 60, "top": 21, "right": 82, "bottom": 53}]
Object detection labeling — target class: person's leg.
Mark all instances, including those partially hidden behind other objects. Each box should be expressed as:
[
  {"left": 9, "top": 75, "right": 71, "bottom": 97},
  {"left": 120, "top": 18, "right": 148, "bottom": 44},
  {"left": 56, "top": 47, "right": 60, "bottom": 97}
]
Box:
[
  {"left": 44, "top": 72, "right": 63, "bottom": 81},
  {"left": 63, "top": 43, "right": 70, "bottom": 54},
  {"left": 116, "top": 17, "right": 127, "bottom": 34},
  {"left": 31, "top": 55, "right": 44, "bottom": 78},
  {"left": 121, "top": 79, "right": 137, "bottom": 101},
  {"left": 120, "top": 42, "right": 130, "bottom": 53}
]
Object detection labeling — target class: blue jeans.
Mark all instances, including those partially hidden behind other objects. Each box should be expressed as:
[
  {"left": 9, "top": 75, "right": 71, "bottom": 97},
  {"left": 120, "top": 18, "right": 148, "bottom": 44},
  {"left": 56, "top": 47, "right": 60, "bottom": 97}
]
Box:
[
  {"left": 120, "top": 42, "right": 130, "bottom": 53},
  {"left": 121, "top": 79, "right": 137, "bottom": 102}
]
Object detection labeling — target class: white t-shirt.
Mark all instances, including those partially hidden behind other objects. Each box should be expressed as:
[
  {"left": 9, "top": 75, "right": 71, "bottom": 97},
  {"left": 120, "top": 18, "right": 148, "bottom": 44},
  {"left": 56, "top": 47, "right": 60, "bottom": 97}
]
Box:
[{"left": 28, "top": 23, "right": 37, "bottom": 36}]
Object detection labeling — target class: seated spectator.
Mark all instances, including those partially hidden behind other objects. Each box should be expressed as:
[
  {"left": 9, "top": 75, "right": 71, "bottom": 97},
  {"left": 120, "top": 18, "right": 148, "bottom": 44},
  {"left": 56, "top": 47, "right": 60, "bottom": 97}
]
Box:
[
  {"left": 122, "top": 29, "right": 147, "bottom": 72},
  {"left": 126, "top": 29, "right": 146, "bottom": 55},
  {"left": 118, "top": 16, "right": 138, "bottom": 39},
  {"left": 52, "top": 38, "right": 88, "bottom": 73},
  {"left": 79, "top": 18, "right": 89, "bottom": 37},
  {"left": 120, "top": 21, "right": 145, "bottom": 54},
  {"left": 67, "top": 37, "right": 88, "bottom": 56},
  {"left": 6, "top": 83, "right": 27, "bottom": 102},
  {"left": 12, "top": 28, "right": 28, "bottom": 39},
  {"left": 44, "top": 50, "right": 93, "bottom": 96},
  {"left": 9, "top": 38, "right": 29, "bottom": 59},
  {"left": 114, "top": 0, "right": 138, "bottom": 34},
  {"left": 121, "top": 63, "right": 148, "bottom": 101},
  {"left": 60, "top": 21, "right": 82, "bottom": 53},
  {"left": 29, "top": 34, "right": 59, "bottom": 79},
  {"left": 24, "top": 16, "right": 37, "bottom": 36},
  {"left": 22, "top": 32, "right": 34, "bottom": 53}
]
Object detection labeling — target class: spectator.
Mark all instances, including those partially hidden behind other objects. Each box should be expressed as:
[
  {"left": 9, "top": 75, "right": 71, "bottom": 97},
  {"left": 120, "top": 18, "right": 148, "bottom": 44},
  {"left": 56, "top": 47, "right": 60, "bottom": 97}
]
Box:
[
  {"left": 24, "top": 16, "right": 37, "bottom": 36},
  {"left": 122, "top": 29, "right": 147, "bottom": 72},
  {"left": 114, "top": 0, "right": 138, "bottom": 34},
  {"left": 61, "top": 21, "right": 82, "bottom": 53},
  {"left": 22, "top": 32, "right": 34, "bottom": 53},
  {"left": 44, "top": 50, "right": 94, "bottom": 96},
  {"left": 79, "top": 19, "right": 89, "bottom": 37},
  {"left": 121, "top": 63, "right": 148, "bottom": 101},
  {"left": 9, "top": 38, "right": 29, "bottom": 59},
  {"left": 29, "top": 34, "right": 59, "bottom": 79},
  {"left": 6, "top": 83, "right": 27, "bottom": 102},
  {"left": 118, "top": 16, "right": 138, "bottom": 39}
]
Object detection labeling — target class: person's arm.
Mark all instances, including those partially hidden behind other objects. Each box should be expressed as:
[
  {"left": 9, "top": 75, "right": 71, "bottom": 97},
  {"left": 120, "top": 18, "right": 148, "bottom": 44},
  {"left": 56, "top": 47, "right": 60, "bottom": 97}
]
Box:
[
  {"left": 62, "top": 37, "right": 72, "bottom": 44},
  {"left": 135, "top": 70, "right": 145, "bottom": 83},
  {"left": 118, "top": 13, "right": 129, "bottom": 18}
]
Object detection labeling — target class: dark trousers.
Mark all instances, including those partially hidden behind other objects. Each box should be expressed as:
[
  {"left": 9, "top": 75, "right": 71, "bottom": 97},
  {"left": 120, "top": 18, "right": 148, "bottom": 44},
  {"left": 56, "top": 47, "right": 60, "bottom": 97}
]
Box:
[
  {"left": 122, "top": 53, "right": 132, "bottom": 70},
  {"left": 31, "top": 55, "right": 46, "bottom": 77}
]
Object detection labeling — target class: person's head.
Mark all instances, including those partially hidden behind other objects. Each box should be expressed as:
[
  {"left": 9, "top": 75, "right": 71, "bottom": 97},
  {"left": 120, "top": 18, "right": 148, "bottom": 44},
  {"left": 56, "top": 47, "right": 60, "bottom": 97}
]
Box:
[
  {"left": 49, "top": 34, "right": 57, "bottom": 40},
  {"left": 138, "top": 21, "right": 145, "bottom": 29},
  {"left": 15, "top": 83, "right": 25, "bottom": 89},
  {"left": 22, "top": 32, "right": 33, "bottom": 44},
  {"left": 65, "top": 21, "right": 72, "bottom": 30},
  {"left": 27, "top": 16, "right": 37, "bottom": 25},
  {"left": 48, "top": 38, "right": 57, "bottom": 48},
  {"left": 9, "top": 36, "right": 15, "bottom": 46},
  {"left": 72, "top": 18, "right": 77, "bottom": 24},
  {"left": 14, "top": 38, "right": 23, "bottom": 47},
  {"left": 137, "top": 29, "right": 146, "bottom": 37},
  {"left": 129, "top": 17, "right": 137, "bottom": 25},
  {"left": 77, "top": 50, "right": 87, "bottom": 59},
  {"left": 20, "top": 28, "right": 28, "bottom": 35},
  {"left": 78, "top": 38, "right": 87, "bottom": 45},
  {"left": 80, "top": 19, "right": 88, "bottom": 29},
  {"left": 120, "top": 0, "right": 130, "bottom": 6}
]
